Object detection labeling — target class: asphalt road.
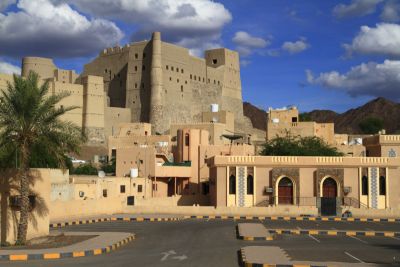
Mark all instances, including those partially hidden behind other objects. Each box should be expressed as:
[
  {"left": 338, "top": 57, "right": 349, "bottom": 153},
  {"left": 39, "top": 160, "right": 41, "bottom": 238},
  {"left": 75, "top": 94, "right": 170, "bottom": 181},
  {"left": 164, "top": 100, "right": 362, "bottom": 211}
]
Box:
[{"left": 2, "top": 219, "right": 400, "bottom": 267}]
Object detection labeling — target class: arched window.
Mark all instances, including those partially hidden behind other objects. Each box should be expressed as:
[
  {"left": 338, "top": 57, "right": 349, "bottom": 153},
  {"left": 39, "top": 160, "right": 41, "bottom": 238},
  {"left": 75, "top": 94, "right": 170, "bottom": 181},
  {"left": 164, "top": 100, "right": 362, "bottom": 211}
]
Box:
[
  {"left": 247, "top": 175, "right": 254, "bottom": 195},
  {"left": 379, "top": 176, "right": 386, "bottom": 195},
  {"left": 362, "top": 176, "right": 368, "bottom": 195},
  {"left": 229, "top": 175, "right": 236, "bottom": 194}
]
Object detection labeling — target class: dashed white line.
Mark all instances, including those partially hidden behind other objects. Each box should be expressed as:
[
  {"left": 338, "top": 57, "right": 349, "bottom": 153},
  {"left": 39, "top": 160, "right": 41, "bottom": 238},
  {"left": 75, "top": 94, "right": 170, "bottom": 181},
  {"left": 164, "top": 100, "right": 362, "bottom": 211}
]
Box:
[
  {"left": 348, "top": 235, "right": 368, "bottom": 244},
  {"left": 345, "top": 251, "right": 364, "bottom": 263},
  {"left": 308, "top": 234, "right": 321, "bottom": 243}
]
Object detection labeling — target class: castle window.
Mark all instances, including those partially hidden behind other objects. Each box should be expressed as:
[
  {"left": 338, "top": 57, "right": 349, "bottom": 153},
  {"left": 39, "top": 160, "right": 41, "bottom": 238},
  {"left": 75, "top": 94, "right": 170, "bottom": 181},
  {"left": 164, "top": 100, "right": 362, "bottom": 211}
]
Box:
[
  {"left": 190, "top": 74, "right": 192, "bottom": 79},
  {"left": 218, "top": 81, "right": 220, "bottom": 85},
  {"left": 181, "top": 85, "right": 183, "bottom": 92},
  {"left": 169, "top": 77, "right": 172, "bottom": 81},
  {"left": 134, "top": 66, "right": 138, "bottom": 71},
  {"left": 135, "top": 83, "right": 137, "bottom": 88},
  {"left": 212, "top": 59, "right": 218, "bottom": 64},
  {"left": 171, "top": 66, "right": 174, "bottom": 71},
  {"left": 203, "top": 77, "right": 205, "bottom": 82},
  {"left": 177, "top": 68, "right": 179, "bottom": 72},
  {"left": 135, "top": 53, "right": 138, "bottom": 59},
  {"left": 185, "top": 81, "right": 187, "bottom": 84},
  {"left": 120, "top": 185, "right": 126, "bottom": 193},
  {"left": 103, "top": 189, "right": 108, "bottom": 198},
  {"left": 166, "top": 65, "right": 169, "bottom": 70},
  {"left": 138, "top": 185, "right": 143, "bottom": 193},
  {"left": 208, "top": 79, "right": 210, "bottom": 83},
  {"left": 194, "top": 75, "right": 196, "bottom": 80},
  {"left": 104, "top": 69, "right": 107, "bottom": 73},
  {"left": 177, "top": 79, "right": 179, "bottom": 83},
  {"left": 181, "top": 69, "right": 184, "bottom": 74},
  {"left": 214, "top": 80, "right": 216, "bottom": 84}
]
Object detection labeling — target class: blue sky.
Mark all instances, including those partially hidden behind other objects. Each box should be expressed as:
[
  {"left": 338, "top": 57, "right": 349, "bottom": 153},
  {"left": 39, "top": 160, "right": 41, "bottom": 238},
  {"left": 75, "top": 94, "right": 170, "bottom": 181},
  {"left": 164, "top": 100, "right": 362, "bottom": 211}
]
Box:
[{"left": 1, "top": 0, "right": 399, "bottom": 113}]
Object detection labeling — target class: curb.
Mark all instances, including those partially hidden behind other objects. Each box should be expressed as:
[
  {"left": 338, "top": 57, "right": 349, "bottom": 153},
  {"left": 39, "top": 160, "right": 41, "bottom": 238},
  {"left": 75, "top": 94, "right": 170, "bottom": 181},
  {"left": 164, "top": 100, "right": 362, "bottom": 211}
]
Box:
[
  {"left": 0, "top": 234, "right": 135, "bottom": 261},
  {"left": 267, "top": 229, "right": 400, "bottom": 237},
  {"left": 238, "top": 235, "right": 274, "bottom": 241},
  {"left": 240, "top": 248, "right": 327, "bottom": 267},
  {"left": 50, "top": 217, "right": 181, "bottom": 228},
  {"left": 184, "top": 215, "right": 399, "bottom": 222}
]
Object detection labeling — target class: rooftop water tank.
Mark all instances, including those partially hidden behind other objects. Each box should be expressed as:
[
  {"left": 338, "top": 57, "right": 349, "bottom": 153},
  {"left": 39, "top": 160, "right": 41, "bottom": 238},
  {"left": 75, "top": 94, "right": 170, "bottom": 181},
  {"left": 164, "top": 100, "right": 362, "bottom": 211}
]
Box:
[
  {"left": 211, "top": 104, "right": 219, "bottom": 113},
  {"left": 130, "top": 168, "right": 138, "bottom": 178}
]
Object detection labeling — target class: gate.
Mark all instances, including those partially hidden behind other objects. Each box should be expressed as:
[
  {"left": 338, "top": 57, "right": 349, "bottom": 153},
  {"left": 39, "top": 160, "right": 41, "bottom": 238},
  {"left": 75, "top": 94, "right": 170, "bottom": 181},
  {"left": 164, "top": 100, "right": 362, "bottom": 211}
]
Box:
[{"left": 321, "top": 197, "right": 337, "bottom": 216}]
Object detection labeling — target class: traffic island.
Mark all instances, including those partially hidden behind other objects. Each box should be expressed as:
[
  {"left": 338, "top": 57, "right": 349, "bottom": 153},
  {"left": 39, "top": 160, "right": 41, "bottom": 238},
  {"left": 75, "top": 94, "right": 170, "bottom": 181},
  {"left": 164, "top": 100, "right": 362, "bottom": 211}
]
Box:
[
  {"left": 0, "top": 232, "right": 134, "bottom": 261},
  {"left": 237, "top": 223, "right": 274, "bottom": 241}
]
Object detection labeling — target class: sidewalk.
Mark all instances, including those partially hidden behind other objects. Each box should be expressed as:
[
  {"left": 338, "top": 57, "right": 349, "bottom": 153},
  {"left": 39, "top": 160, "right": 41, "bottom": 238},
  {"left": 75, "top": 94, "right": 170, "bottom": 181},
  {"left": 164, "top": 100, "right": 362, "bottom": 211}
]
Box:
[{"left": 0, "top": 232, "right": 134, "bottom": 261}]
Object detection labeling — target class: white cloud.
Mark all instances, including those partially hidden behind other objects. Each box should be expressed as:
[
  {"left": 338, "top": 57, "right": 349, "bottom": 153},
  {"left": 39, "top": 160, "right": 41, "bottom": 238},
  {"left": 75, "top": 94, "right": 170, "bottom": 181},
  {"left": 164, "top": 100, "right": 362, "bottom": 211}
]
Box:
[
  {"left": 232, "top": 31, "right": 269, "bottom": 57},
  {"left": 0, "top": 0, "right": 16, "bottom": 12},
  {"left": 344, "top": 23, "right": 400, "bottom": 57},
  {"left": 0, "top": 0, "right": 124, "bottom": 58},
  {"left": 282, "top": 38, "right": 309, "bottom": 54},
  {"left": 0, "top": 61, "right": 21, "bottom": 75},
  {"left": 52, "top": 0, "right": 232, "bottom": 55},
  {"left": 333, "top": 0, "right": 383, "bottom": 18},
  {"left": 381, "top": 0, "right": 400, "bottom": 22},
  {"left": 307, "top": 60, "right": 400, "bottom": 99}
]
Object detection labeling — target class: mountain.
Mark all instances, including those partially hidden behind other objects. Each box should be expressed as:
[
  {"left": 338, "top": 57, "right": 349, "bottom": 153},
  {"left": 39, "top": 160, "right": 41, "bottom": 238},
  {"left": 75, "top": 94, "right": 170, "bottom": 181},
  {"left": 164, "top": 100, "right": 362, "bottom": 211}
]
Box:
[
  {"left": 243, "top": 102, "right": 267, "bottom": 131},
  {"left": 303, "top": 97, "right": 400, "bottom": 134},
  {"left": 243, "top": 97, "right": 400, "bottom": 134}
]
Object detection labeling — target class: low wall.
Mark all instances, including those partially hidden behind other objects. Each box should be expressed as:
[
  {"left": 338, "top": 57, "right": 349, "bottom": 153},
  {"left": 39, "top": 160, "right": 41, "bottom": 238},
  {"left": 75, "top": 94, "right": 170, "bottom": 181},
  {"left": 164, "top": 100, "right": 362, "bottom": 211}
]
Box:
[
  {"left": 345, "top": 206, "right": 400, "bottom": 218},
  {"left": 50, "top": 197, "right": 126, "bottom": 221},
  {"left": 124, "top": 205, "right": 319, "bottom": 217},
  {"left": 135, "top": 195, "right": 210, "bottom": 207}
]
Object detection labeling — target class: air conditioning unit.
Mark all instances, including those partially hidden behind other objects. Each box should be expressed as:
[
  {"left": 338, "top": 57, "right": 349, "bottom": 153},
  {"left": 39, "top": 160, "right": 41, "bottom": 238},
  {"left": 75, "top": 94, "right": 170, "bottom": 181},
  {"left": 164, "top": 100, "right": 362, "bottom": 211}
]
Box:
[{"left": 265, "top": 187, "right": 273, "bottom": 193}]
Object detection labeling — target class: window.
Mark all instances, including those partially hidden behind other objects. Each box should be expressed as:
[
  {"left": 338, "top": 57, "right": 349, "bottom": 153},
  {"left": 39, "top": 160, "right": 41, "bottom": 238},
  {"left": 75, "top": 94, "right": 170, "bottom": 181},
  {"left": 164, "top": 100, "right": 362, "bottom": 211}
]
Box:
[
  {"left": 177, "top": 79, "right": 179, "bottom": 83},
  {"left": 229, "top": 175, "right": 236, "bottom": 194},
  {"left": 177, "top": 68, "right": 179, "bottom": 72},
  {"left": 379, "top": 176, "right": 386, "bottom": 195},
  {"left": 134, "top": 66, "right": 138, "bottom": 71},
  {"left": 103, "top": 189, "right": 108, "bottom": 198},
  {"left": 138, "top": 185, "right": 143, "bottom": 193},
  {"left": 127, "top": 196, "right": 134, "bottom": 205},
  {"left": 181, "top": 85, "right": 183, "bottom": 92},
  {"left": 9, "top": 195, "right": 36, "bottom": 211},
  {"left": 292, "top": 117, "right": 298, "bottom": 123},
  {"left": 166, "top": 65, "right": 169, "bottom": 70},
  {"left": 169, "top": 77, "right": 172, "bottom": 81},
  {"left": 181, "top": 69, "right": 184, "bottom": 74},
  {"left": 362, "top": 176, "right": 368, "bottom": 195},
  {"left": 135, "top": 53, "right": 138, "bottom": 59},
  {"left": 190, "top": 74, "right": 192, "bottom": 79},
  {"left": 171, "top": 66, "right": 174, "bottom": 71},
  {"left": 135, "top": 83, "right": 137, "bottom": 88},
  {"left": 104, "top": 69, "right": 107, "bottom": 73},
  {"left": 212, "top": 59, "right": 218, "bottom": 64},
  {"left": 120, "top": 185, "right": 126, "bottom": 193},
  {"left": 247, "top": 175, "right": 254, "bottom": 195},
  {"left": 185, "top": 133, "right": 190, "bottom": 146},
  {"left": 194, "top": 75, "right": 196, "bottom": 80},
  {"left": 202, "top": 182, "right": 209, "bottom": 195}
]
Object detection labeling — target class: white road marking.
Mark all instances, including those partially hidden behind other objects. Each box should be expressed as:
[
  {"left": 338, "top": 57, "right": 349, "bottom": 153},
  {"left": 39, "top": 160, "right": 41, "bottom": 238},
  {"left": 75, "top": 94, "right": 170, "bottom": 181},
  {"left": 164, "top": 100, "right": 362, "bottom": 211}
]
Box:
[
  {"left": 308, "top": 234, "right": 321, "bottom": 243},
  {"left": 391, "top": 236, "right": 400, "bottom": 241},
  {"left": 345, "top": 251, "right": 364, "bottom": 263},
  {"left": 161, "top": 250, "right": 176, "bottom": 261},
  {"left": 348, "top": 235, "right": 368, "bottom": 244},
  {"left": 206, "top": 218, "right": 210, "bottom": 222}
]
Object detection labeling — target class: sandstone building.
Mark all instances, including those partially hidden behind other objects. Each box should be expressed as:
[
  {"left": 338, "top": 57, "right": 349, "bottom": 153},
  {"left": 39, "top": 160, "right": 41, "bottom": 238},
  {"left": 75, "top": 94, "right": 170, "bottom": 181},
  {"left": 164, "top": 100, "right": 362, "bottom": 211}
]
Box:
[{"left": 82, "top": 32, "right": 253, "bottom": 135}]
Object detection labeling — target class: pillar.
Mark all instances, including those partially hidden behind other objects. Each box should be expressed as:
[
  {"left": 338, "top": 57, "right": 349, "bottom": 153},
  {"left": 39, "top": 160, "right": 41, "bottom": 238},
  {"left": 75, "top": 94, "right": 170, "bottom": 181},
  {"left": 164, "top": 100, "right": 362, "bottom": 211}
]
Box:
[{"left": 149, "top": 32, "right": 163, "bottom": 134}]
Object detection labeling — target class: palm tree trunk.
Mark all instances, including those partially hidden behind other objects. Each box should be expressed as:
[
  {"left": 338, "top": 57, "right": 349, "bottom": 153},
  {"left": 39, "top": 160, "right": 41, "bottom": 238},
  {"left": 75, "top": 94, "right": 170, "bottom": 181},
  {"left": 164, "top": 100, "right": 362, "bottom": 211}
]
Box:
[{"left": 16, "top": 145, "right": 29, "bottom": 245}]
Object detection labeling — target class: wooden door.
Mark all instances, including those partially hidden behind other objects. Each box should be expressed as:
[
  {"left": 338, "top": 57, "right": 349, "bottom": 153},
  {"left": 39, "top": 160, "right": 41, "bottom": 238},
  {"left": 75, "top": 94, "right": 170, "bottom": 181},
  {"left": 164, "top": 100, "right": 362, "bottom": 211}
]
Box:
[{"left": 278, "top": 177, "right": 293, "bottom": 204}]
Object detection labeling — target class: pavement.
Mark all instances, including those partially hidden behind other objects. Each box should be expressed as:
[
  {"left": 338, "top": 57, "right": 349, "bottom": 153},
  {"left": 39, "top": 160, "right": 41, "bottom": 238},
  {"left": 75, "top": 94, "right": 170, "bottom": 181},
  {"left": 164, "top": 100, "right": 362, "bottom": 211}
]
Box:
[
  {"left": 0, "top": 232, "right": 134, "bottom": 261},
  {"left": 1, "top": 218, "right": 400, "bottom": 266}
]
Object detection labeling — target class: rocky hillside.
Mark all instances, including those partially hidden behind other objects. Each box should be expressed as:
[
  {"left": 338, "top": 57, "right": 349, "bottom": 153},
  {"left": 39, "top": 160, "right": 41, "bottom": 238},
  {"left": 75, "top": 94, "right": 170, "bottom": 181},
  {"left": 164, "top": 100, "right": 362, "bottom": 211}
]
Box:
[
  {"left": 243, "top": 97, "right": 400, "bottom": 134},
  {"left": 303, "top": 97, "right": 400, "bottom": 134},
  {"left": 243, "top": 102, "right": 267, "bottom": 131}
]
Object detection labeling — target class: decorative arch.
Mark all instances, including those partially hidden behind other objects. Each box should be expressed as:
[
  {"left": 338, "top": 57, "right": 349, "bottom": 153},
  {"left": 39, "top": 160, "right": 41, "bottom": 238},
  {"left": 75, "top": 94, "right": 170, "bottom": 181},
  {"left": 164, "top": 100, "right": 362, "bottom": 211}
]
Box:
[
  {"left": 275, "top": 176, "right": 296, "bottom": 205},
  {"left": 316, "top": 169, "right": 343, "bottom": 197},
  {"left": 320, "top": 176, "right": 338, "bottom": 198}
]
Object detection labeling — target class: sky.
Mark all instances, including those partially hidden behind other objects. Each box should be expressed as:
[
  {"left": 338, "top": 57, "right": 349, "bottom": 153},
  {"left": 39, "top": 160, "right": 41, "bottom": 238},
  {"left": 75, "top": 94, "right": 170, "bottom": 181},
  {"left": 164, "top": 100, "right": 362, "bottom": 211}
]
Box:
[{"left": 0, "top": 0, "right": 399, "bottom": 113}]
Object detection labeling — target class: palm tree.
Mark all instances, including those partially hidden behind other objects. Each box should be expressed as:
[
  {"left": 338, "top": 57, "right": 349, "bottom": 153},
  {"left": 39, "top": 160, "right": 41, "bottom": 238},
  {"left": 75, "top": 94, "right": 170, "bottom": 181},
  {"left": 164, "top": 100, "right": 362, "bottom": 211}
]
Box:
[{"left": 0, "top": 72, "right": 86, "bottom": 244}]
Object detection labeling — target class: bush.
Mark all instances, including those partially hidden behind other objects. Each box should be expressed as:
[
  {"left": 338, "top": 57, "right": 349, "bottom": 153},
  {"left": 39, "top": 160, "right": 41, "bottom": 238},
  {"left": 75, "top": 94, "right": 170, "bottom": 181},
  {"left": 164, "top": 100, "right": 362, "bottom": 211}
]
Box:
[
  {"left": 359, "top": 117, "right": 384, "bottom": 134},
  {"left": 101, "top": 158, "right": 116, "bottom": 174},
  {"left": 72, "top": 164, "right": 98, "bottom": 175},
  {"left": 260, "top": 134, "right": 343, "bottom": 156}
]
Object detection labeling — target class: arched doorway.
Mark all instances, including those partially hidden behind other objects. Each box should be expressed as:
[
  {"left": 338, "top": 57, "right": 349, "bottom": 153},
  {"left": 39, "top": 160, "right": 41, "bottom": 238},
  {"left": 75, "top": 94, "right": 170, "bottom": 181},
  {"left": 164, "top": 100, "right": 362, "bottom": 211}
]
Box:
[
  {"left": 322, "top": 178, "right": 337, "bottom": 198},
  {"left": 321, "top": 177, "right": 338, "bottom": 216},
  {"left": 278, "top": 177, "right": 293, "bottom": 204}
]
